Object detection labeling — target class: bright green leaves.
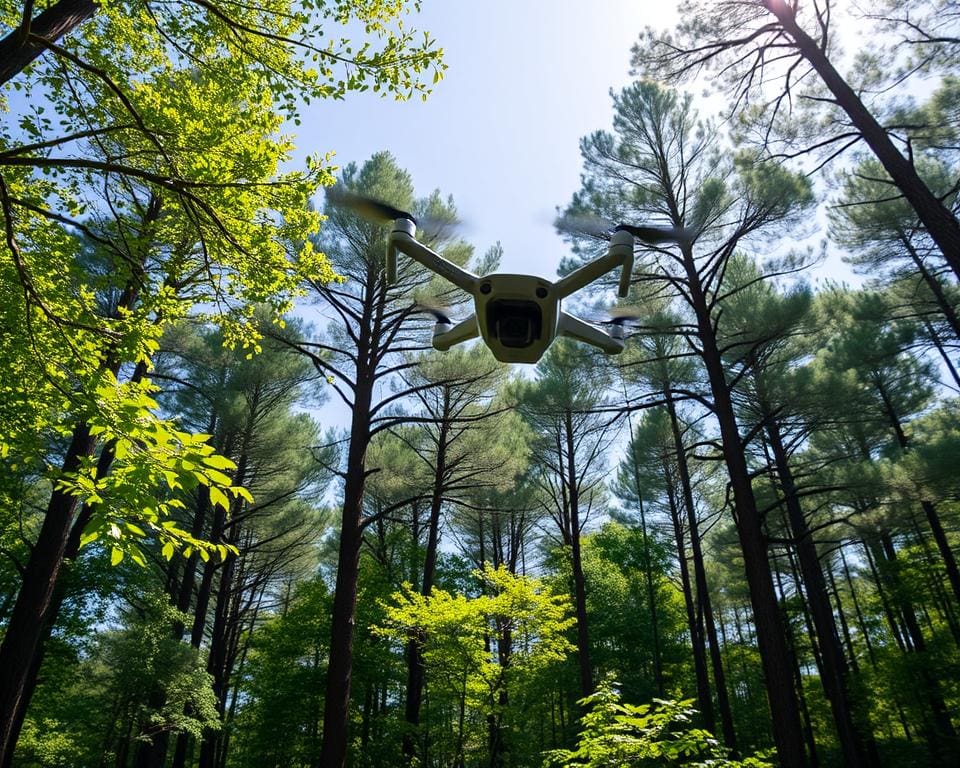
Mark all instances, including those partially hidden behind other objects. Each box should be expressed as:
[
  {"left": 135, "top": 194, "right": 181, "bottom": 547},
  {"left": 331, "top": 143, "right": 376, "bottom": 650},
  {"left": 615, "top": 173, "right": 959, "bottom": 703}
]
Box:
[
  {"left": 49, "top": 369, "right": 250, "bottom": 567},
  {"left": 543, "top": 677, "right": 773, "bottom": 767},
  {"left": 375, "top": 565, "right": 575, "bottom": 721}
]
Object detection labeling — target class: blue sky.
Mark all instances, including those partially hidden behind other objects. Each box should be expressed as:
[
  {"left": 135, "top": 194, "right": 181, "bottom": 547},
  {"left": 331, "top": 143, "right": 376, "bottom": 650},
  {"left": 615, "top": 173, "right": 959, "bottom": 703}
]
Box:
[{"left": 296, "top": 1, "right": 679, "bottom": 279}]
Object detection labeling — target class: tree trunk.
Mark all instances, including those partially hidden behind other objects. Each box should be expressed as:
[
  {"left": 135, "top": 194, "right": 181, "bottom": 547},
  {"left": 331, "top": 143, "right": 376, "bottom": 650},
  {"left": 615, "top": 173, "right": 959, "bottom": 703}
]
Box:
[
  {"left": 404, "top": 392, "right": 451, "bottom": 758},
  {"left": 683, "top": 252, "right": 807, "bottom": 767},
  {"left": 774, "top": 566, "right": 820, "bottom": 768},
  {"left": 877, "top": 533, "right": 957, "bottom": 751},
  {"left": 768, "top": 2, "right": 960, "bottom": 279},
  {"left": 665, "top": 393, "right": 738, "bottom": 751},
  {"left": 318, "top": 368, "right": 375, "bottom": 768},
  {"left": 764, "top": 417, "right": 876, "bottom": 766},
  {"left": 664, "top": 464, "right": 714, "bottom": 731},
  {"left": 0, "top": 423, "right": 94, "bottom": 765},
  {"left": 875, "top": 378, "right": 960, "bottom": 611},
  {"left": 0, "top": 0, "right": 96, "bottom": 85},
  {"left": 633, "top": 453, "right": 664, "bottom": 696},
  {"left": 564, "top": 408, "right": 593, "bottom": 699},
  {"left": 901, "top": 234, "right": 960, "bottom": 340}
]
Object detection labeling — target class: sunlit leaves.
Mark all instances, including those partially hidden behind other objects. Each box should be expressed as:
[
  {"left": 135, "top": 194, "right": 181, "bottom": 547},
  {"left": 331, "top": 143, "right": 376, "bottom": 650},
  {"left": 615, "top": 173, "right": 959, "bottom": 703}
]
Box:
[
  {"left": 543, "top": 677, "right": 772, "bottom": 767},
  {"left": 375, "top": 565, "right": 575, "bottom": 723}
]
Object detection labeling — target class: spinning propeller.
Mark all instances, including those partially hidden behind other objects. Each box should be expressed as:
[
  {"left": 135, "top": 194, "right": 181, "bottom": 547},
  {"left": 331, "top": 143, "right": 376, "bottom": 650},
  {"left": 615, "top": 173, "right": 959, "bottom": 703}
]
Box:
[
  {"left": 556, "top": 212, "right": 692, "bottom": 245},
  {"left": 325, "top": 188, "right": 462, "bottom": 240},
  {"left": 324, "top": 185, "right": 686, "bottom": 363}
]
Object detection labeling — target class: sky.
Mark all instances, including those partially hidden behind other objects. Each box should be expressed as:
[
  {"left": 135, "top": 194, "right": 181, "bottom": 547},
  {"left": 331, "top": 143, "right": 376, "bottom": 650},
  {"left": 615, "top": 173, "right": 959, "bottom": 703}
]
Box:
[
  {"left": 292, "top": 1, "right": 860, "bottom": 426},
  {"left": 296, "top": 0, "right": 680, "bottom": 279}
]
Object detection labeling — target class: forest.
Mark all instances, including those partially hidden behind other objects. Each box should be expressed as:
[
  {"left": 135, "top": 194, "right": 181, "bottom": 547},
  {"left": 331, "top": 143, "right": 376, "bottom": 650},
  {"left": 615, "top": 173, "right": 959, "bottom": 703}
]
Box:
[{"left": 0, "top": 0, "right": 958, "bottom": 767}]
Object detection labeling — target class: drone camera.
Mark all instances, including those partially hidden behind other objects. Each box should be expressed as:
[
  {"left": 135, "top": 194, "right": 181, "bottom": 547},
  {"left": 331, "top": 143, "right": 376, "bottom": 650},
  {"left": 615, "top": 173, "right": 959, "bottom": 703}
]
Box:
[{"left": 486, "top": 299, "right": 543, "bottom": 349}]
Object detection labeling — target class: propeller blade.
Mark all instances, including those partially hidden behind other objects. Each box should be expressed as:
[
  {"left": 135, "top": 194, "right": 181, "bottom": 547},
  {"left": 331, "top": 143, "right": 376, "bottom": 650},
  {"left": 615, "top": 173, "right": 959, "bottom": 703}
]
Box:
[
  {"left": 411, "top": 301, "right": 452, "bottom": 325},
  {"left": 556, "top": 213, "right": 692, "bottom": 246},
  {"left": 326, "top": 187, "right": 417, "bottom": 225},
  {"left": 615, "top": 223, "right": 691, "bottom": 245},
  {"left": 606, "top": 306, "right": 644, "bottom": 324},
  {"left": 327, "top": 187, "right": 468, "bottom": 240},
  {"left": 555, "top": 212, "right": 616, "bottom": 239},
  {"left": 417, "top": 213, "right": 466, "bottom": 240},
  {"left": 590, "top": 306, "right": 644, "bottom": 327}
]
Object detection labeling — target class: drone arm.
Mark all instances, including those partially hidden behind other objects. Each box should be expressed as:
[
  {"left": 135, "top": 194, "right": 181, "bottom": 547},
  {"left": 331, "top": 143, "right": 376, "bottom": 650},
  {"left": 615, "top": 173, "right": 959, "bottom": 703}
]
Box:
[
  {"left": 553, "top": 230, "right": 634, "bottom": 300},
  {"left": 387, "top": 219, "right": 477, "bottom": 292},
  {"left": 432, "top": 315, "right": 479, "bottom": 352},
  {"left": 557, "top": 312, "right": 624, "bottom": 355}
]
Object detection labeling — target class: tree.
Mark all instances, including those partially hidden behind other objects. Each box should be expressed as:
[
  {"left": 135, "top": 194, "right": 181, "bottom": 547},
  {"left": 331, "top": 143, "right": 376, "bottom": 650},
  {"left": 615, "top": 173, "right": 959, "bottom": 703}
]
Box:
[
  {"left": 516, "top": 340, "right": 619, "bottom": 702},
  {"left": 227, "top": 579, "right": 331, "bottom": 768},
  {"left": 0, "top": 0, "right": 411, "bottom": 753},
  {"left": 396, "top": 345, "right": 529, "bottom": 760},
  {"left": 147, "top": 317, "right": 332, "bottom": 768},
  {"left": 633, "top": 0, "right": 960, "bottom": 278},
  {"left": 561, "top": 80, "right": 816, "bottom": 766},
  {"left": 720, "top": 262, "right": 882, "bottom": 765},
  {"left": 291, "top": 152, "right": 481, "bottom": 768},
  {"left": 376, "top": 565, "right": 575, "bottom": 768}
]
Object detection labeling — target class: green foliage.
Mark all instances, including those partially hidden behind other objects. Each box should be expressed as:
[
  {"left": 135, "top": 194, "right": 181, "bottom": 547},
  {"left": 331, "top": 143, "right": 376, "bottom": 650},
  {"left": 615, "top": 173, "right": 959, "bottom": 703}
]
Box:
[
  {"left": 583, "top": 524, "right": 690, "bottom": 701},
  {"left": 0, "top": 0, "right": 445, "bottom": 572},
  {"left": 543, "top": 677, "right": 772, "bottom": 768},
  {"left": 375, "top": 565, "right": 575, "bottom": 761},
  {"left": 378, "top": 564, "right": 575, "bottom": 696},
  {"left": 230, "top": 579, "right": 331, "bottom": 768},
  {"left": 16, "top": 592, "right": 219, "bottom": 767}
]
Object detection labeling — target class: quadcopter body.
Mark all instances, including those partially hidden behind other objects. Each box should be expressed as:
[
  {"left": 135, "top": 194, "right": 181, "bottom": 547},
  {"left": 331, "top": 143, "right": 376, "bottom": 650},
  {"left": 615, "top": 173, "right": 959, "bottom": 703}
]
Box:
[
  {"left": 328, "top": 188, "right": 688, "bottom": 364},
  {"left": 388, "top": 218, "right": 634, "bottom": 363}
]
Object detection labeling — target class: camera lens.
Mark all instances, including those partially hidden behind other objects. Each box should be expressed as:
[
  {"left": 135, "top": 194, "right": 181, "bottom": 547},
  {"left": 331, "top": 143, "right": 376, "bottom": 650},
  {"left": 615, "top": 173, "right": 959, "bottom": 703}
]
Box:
[
  {"left": 486, "top": 299, "right": 542, "bottom": 348},
  {"left": 498, "top": 316, "right": 532, "bottom": 346}
]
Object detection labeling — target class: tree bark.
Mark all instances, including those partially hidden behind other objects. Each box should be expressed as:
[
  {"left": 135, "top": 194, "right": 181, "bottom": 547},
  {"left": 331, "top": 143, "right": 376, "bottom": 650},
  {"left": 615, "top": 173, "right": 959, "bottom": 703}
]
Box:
[
  {"left": 318, "top": 364, "right": 375, "bottom": 768},
  {"left": 682, "top": 250, "right": 808, "bottom": 767},
  {"left": 564, "top": 408, "right": 593, "bottom": 700},
  {"left": 0, "top": 0, "right": 96, "bottom": 85},
  {"left": 875, "top": 378, "right": 960, "bottom": 611},
  {"left": 764, "top": 416, "right": 876, "bottom": 766},
  {"left": 664, "top": 462, "right": 714, "bottom": 732},
  {"left": 404, "top": 390, "right": 450, "bottom": 759},
  {"left": 665, "top": 393, "right": 738, "bottom": 751},
  {"left": 767, "top": 2, "right": 960, "bottom": 279}
]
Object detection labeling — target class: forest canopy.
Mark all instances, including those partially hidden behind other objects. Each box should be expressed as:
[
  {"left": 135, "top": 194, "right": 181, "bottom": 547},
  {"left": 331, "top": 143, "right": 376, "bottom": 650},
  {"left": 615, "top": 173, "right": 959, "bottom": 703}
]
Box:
[{"left": 0, "top": 1, "right": 958, "bottom": 768}]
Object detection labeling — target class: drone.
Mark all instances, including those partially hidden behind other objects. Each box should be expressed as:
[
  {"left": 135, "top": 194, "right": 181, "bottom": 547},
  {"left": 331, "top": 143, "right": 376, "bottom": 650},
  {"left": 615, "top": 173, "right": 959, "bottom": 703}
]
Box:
[{"left": 330, "top": 190, "right": 688, "bottom": 364}]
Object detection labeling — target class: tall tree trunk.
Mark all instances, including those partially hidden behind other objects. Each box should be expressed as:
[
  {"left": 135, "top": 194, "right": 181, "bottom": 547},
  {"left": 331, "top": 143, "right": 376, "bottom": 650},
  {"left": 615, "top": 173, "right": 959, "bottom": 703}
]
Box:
[
  {"left": 633, "top": 457, "right": 664, "bottom": 696},
  {"left": 0, "top": 243, "right": 155, "bottom": 762},
  {"left": 683, "top": 252, "right": 807, "bottom": 767},
  {"left": 869, "top": 532, "right": 957, "bottom": 755},
  {"left": 875, "top": 377, "right": 960, "bottom": 611},
  {"left": 764, "top": 416, "right": 876, "bottom": 767},
  {"left": 318, "top": 369, "right": 375, "bottom": 768},
  {"left": 900, "top": 234, "right": 960, "bottom": 339},
  {"left": 0, "top": 431, "right": 93, "bottom": 766},
  {"left": 564, "top": 409, "right": 593, "bottom": 699},
  {"left": 664, "top": 464, "right": 714, "bottom": 731},
  {"left": 840, "top": 545, "right": 877, "bottom": 668},
  {"left": 665, "top": 393, "right": 737, "bottom": 751},
  {"left": 774, "top": 565, "right": 820, "bottom": 768},
  {"left": 404, "top": 391, "right": 451, "bottom": 758},
  {"left": 767, "top": 1, "right": 960, "bottom": 278},
  {"left": 921, "top": 317, "right": 960, "bottom": 389}
]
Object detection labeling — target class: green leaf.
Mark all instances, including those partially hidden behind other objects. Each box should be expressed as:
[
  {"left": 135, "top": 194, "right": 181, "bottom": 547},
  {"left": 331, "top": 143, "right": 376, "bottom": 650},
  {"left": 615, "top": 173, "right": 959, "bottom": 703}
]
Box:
[
  {"left": 202, "top": 454, "right": 237, "bottom": 471},
  {"left": 209, "top": 485, "right": 230, "bottom": 511},
  {"left": 110, "top": 548, "right": 124, "bottom": 566}
]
